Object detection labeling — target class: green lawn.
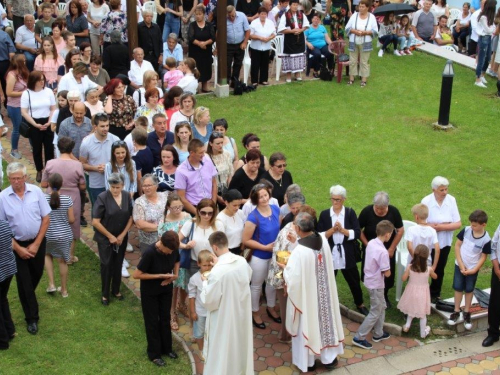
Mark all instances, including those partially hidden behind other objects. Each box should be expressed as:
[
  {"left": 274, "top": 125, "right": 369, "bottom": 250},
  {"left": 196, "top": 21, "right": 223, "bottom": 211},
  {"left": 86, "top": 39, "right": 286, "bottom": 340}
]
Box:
[{"left": 197, "top": 51, "right": 499, "bottom": 328}]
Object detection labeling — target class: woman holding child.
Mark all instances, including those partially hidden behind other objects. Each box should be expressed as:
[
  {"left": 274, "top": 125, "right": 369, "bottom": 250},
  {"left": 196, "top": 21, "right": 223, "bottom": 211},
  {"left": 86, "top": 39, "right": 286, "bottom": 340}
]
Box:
[{"left": 421, "top": 176, "right": 461, "bottom": 302}]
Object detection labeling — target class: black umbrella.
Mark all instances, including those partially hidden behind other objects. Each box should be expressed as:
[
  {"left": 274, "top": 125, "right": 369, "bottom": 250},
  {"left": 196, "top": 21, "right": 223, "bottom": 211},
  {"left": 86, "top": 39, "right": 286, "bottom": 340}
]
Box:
[{"left": 372, "top": 3, "right": 417, "bottom": 15}]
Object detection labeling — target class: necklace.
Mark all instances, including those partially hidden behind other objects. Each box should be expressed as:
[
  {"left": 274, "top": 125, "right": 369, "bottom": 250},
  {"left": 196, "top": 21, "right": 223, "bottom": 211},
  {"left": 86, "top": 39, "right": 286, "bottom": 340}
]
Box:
[{"left": 269, "top": 171, "right": 283, "bottom": 187}]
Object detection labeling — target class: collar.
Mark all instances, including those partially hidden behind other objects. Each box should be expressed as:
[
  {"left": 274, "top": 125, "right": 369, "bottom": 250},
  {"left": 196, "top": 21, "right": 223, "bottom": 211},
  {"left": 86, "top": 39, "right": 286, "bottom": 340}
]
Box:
[
  {"left": 93, "top": 134, "right": 111, "bottom": 143},
  {"left": 7, "top": 183, "right": 34, "bottom": 196},
  {"left": 330, "top": 206, "right": 345, "bottom": 218}
]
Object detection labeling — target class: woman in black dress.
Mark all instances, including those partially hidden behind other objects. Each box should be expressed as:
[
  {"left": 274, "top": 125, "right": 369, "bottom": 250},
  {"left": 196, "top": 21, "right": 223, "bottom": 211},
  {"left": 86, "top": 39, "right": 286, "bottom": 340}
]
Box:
[
  {"left": 133, "top": 231, "right": 180, "bottom": 367},
  {"left": 228, "top": 149, "right": 265, "bottom": 204},
  {"left": 262, "top": 152, "right": 293, "bottom": 206},
  {"left": 92, "top": 173, "right": 134, "bottom": 306},
  {"left": 188, "top": 4, "right": 215, "bottom": 93}
]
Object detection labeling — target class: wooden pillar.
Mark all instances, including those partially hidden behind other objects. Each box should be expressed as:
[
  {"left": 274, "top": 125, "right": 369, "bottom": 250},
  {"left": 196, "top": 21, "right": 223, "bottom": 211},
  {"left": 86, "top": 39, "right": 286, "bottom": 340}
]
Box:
[
  {"left": 216, "top": 0, "right": 228, "bottom": 85},
  {"left": 127, "top": 0, "right": 139, "bottom": 58}
]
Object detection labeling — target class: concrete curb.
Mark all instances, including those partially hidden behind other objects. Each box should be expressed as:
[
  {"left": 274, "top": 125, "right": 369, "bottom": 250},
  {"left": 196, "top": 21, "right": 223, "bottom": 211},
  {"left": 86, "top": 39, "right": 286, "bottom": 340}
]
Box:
[{"left": 339, "top": 303, "right": 403, "bottom": 337}]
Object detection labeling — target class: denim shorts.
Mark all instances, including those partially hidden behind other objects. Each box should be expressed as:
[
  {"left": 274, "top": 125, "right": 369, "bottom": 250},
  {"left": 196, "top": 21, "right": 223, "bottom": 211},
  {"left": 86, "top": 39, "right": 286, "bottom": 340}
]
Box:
[
  {"left": 193, "top": 315, "right": 207, "bottom": 339},
  {"left": 452, "top": 264, "right": 478, "bottom": 293}
]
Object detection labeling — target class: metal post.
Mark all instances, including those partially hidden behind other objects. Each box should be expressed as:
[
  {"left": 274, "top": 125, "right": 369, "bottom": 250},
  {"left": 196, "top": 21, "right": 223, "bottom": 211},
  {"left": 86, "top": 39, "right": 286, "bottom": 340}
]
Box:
[{"left": 437, "top": 60, "right": 454, "bottom": 127}]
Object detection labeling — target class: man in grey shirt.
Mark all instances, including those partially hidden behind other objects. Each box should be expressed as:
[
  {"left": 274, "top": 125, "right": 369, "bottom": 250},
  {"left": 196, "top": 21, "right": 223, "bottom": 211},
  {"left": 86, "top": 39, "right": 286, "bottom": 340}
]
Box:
[
  {"left": 411, "top": 0, "right": 438, "bottom": 43},
  {"left": 79, "top": 113, "right": 120, "bottom": 206}
]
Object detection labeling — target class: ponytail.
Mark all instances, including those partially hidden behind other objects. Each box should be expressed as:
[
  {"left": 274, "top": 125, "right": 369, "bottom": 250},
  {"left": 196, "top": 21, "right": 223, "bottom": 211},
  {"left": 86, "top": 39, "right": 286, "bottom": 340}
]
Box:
[
  {"left": 48, "top": 173, "right": 63, "bottom": 210},
  {"left": 193, "top": 67, "right": 201, "bottom": 80}
]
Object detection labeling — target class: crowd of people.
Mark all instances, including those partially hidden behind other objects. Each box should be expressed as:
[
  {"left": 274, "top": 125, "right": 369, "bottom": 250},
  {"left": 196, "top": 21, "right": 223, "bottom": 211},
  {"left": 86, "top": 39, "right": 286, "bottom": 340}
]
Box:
[{"left": 0, "top": 0, "right": 500, "bottom": 373}]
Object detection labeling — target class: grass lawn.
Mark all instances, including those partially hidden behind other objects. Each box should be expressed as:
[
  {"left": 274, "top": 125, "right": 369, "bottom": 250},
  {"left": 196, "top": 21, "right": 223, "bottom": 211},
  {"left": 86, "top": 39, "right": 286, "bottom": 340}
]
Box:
[{"left": 197, "top": 51, "right": 499, "bottom": 329}]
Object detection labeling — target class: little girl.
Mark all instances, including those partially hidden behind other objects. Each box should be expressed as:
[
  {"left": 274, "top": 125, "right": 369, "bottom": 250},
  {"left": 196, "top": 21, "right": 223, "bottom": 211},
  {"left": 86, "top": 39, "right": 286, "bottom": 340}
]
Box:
[
  {"left": 396, "top": 15, "right": 412, "bottom": 55},
  {"left": 50, "top": 90, "right": 68, "bottom": 158},
  {"left": 397, "top": 244, "right": 437, "bottom": 338},
  {"left": 44, "top": 173, "right": 75, "bottom": 298},
  {"left": 378, "top": 12, "right": 399, "bottom": 57}
]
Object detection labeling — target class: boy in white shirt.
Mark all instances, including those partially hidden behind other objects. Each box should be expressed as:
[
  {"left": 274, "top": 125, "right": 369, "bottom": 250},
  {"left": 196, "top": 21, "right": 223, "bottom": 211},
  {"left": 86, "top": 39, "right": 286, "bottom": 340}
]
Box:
[
  {"left": 406, "top": 203, "right": 440, "bottom": 270},
  {"left": 188, "top": 250, "right": 213, "bottom": 359},
  {"left": 448, "top": 210, "right": 491, "bottom": 330}
]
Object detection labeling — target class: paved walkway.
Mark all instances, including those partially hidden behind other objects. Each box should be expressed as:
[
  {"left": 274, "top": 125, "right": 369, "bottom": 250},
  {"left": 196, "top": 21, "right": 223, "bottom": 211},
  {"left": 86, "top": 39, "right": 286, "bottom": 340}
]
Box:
[{"left": 2, "top": 99, "right": 499, "bottom": 374}]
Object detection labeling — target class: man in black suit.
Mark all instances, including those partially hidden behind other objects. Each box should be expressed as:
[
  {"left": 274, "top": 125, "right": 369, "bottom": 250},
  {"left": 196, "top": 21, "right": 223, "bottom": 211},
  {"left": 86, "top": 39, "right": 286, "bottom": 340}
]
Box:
[
  {"left": 138, "top": 10, "right": 163, "bottom": 73},
  {"left": 316, "top": 185, "right": 369, "bottom": 316}
]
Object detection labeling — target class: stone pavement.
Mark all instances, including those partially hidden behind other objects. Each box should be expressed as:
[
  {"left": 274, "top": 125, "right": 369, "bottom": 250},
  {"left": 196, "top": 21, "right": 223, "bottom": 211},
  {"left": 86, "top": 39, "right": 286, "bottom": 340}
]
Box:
[{"left": 2, "top": 108, "right": 499, "bottom": 375}]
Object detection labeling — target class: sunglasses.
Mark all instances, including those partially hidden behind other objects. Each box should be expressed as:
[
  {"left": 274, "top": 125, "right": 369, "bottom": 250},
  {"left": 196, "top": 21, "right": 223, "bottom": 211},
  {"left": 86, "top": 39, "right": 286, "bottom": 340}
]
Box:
[
  {"left": 199, "top": 210, "right": 214, "bottom": 216},
  {"left": 274, "top": 163, "right": 287, "bottom": 169},
  {"left": 113, "top": 140, "right": 127, "bottom": 147}
]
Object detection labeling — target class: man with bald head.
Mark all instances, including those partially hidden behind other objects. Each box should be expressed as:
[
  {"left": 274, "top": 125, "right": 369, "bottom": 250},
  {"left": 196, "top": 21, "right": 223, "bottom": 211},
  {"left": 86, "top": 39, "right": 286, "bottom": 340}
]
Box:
[
  {"left": 128, "top": 47, "right": 155, "bottom": 89},
  {"left": 14, "top": 15, "right": 38, "bottom": 71}
]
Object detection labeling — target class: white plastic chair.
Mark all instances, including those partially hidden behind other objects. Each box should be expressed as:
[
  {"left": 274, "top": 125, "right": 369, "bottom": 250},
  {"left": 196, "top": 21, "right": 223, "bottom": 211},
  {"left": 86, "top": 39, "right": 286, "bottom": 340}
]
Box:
[
  {"left": 142, "top": 0, "right": 158, "bottom": 23},
  {"left": 58, "top": 2, "right": 67, "bottom": 13},
  {"left": 395, "top": 220, "right": 417, "bottom": 301},
  {"left": 212, "top": 42, "right": 218, "bottom": 86},
  {"left": 442, "top": 45, "right": 457, "bottom": 52},
  {"left": 448, "top": 8, "right": 461, "bottom": 27},
  {"left": 270, "top": 35, "right": 284, "bottom": 81},
  {"left": 242, "top": 41, "right": 251, "bottom": 85}
]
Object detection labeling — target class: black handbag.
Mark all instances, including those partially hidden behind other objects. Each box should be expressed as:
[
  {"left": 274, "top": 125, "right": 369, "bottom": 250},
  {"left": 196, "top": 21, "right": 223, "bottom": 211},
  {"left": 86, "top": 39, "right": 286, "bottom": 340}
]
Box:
[
  {"left": 180, "top": 221, "right": 195, "bottom": 269},
  {"left": 319, "top": 65, "right": 333, "bottom": 81},
  {"left": 20, "top": 91, "right": 32, "bottom": 138}
]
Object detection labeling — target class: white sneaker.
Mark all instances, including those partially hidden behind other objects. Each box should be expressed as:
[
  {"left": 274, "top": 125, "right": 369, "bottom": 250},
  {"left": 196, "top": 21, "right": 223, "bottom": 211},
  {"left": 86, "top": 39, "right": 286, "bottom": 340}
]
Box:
[
  {"left": 123, "top": 259, "right": 129, "bottom": 268},
  {"left": 475, "top": 81, "right": 487, "bottom": 88},
  {"left": 121, "top": 264, "right": 130, "bottom": 278},
  {"left": 378, "top": 49, "right": 384, "bottom": 57},
  {"left": 394, "top": 50, "right": 401, "bottom": 56},
  {"left": 126, "top": 243, "right": 134, "bottom": 252},
  {"left": 480, "top": 76, "right": 487, "bottom": 84}
]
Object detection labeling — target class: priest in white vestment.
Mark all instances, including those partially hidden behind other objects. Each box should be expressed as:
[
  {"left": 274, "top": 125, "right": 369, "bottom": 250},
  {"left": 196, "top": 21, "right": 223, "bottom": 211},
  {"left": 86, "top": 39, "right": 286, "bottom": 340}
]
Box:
[
  {"left": 201, "top": 231, "right": 254, "bottom": 375},
  {"left": 282, "top": 212, "right": 345, "bottom": 373}
]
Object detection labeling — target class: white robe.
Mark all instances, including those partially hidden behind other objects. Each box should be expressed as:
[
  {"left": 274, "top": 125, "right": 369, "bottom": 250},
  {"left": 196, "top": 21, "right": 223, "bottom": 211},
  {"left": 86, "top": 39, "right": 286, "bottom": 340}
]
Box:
[
  {"left": 284, "top": 233, "right": 345, "bottom": 372},
  {"left": 201, "top": 252, "right": 253, "bottom": 375}
]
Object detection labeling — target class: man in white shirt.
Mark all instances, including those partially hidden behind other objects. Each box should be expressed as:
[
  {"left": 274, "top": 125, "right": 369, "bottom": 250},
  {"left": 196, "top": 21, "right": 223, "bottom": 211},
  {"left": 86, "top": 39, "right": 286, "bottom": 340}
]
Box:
[
  {"left": 14, "top": 14, "right": 38, "bottom": 71},
  {"left": 128, "top": 48, "right": 154, "bottom": 89}
]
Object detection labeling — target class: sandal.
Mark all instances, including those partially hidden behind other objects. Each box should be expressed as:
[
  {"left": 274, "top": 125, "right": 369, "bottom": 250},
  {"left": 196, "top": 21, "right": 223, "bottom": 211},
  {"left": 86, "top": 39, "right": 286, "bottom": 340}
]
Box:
[
  {"left": 402, "top": 325, "right": 410, "bottom": 333},
  {"left": 46, "top": 286, "right": 57, "bottom": 293},
  {"left": 178, "top": 302, "right": 189, "bottom": 318},
  {"left": 170, "top": 316, "right": 179, "bottom": 330},
  {"left": 57, "top": 287, "right": 68, "bottom": 298},
  {"left": 360, "top": 81, "right": 367, "bottom": 87},
  {"left": 347, "top": 80, "right": 354, "bottom": 85}
]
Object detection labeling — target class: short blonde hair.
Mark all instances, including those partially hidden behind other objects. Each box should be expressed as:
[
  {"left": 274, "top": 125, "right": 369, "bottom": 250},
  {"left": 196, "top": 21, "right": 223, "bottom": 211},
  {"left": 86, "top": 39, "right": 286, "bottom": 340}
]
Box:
[
  {"left": 143, "top": 70, "right": 159, "bottom": 89},
  {"left": 198, "top": 249, "right": 213, "bottom": 263},
  {"left": 411, "top": 203, "right": 429, "bottom": 220},
  {"left": 193, "top": 106, "right": 210, "bottom": 126}
]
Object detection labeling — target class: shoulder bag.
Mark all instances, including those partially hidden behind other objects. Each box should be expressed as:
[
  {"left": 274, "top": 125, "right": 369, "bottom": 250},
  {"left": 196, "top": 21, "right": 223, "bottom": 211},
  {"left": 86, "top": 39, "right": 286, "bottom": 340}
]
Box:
[
  {"left": 209, "top": 154, "right": 228, "bottom": 197},
  {"left": 179, "top": 221, "right": 195, "bottom": 269},
  {"left": 20, "top": 91, "right": 32, "bottom": 138}
]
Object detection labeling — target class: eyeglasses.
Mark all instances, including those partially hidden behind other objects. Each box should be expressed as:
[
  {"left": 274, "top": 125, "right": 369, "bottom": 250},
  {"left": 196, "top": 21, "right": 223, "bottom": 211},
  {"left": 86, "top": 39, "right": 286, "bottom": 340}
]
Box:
[
  {"left": 330, "top": 197, "right": 344, "bottom": 202},
  {"left": 199, "top": 210, "right": 214, "bottom": 216},
  {"left": 142, "top": 184, "right": 154, "bottom": 188},
  {"left": 170, "top": 205, "right": 184, "bottom": 211},
  {"left": 113, "top": 140, "right": 126, "bottom": 147},
  {"left": 274, "top": 163, "right": 287, "bottom": 169}
]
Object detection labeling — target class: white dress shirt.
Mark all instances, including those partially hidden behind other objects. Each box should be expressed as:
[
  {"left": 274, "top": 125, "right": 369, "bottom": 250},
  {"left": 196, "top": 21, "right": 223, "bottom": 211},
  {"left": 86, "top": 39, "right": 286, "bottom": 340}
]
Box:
[
  {"left": 128, "top": 59, "right": 155, "bottom": 87},
  {"left": 421, "top": 193, "right": 461, "bottom": 248},
  {"left": 329, "top": 206, "right": 354, "bottom": 270},
  {"left": 250, "top": 18, "right": 276, "bottom": 51}
]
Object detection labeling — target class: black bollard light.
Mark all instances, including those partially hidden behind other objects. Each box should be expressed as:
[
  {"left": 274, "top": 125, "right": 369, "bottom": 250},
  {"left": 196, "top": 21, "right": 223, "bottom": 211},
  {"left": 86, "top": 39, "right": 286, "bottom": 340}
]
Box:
[{"left": 437, "top": 60, "right": 454, "bottom": 127}]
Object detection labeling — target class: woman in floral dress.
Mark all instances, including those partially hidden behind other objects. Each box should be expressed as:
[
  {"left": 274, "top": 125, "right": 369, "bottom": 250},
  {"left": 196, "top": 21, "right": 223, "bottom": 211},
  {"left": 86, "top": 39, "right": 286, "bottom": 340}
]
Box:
[
  {"left": 158, "top": 193, "right": 191, "bottom": 330},
  {"left": 326, "top": 0, "right": 352, "bottom": 40},
  {"left": 103, "top": 78, "right": 137, "bottom": 140}
]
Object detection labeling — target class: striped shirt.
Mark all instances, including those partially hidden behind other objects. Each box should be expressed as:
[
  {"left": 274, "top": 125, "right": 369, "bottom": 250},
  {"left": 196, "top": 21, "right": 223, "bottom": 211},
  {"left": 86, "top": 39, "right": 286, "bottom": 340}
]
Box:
[
  {"left": 0, "top": 220, "right": 16, "bottom": 283},
  {"left": 45, "top": 194, "right": 74, "bottom": 243}
]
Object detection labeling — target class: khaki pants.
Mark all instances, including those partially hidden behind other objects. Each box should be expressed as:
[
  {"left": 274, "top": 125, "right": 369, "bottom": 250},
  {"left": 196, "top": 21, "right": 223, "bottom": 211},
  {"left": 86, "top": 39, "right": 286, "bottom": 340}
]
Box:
[{"left": 349, "top": 45, "right": 371, "bottom": 78}]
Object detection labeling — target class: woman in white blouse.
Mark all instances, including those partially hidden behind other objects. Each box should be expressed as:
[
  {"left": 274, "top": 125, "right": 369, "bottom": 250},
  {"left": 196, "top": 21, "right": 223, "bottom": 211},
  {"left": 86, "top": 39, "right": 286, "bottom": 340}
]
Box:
[
  {"left": 431, "top": 0, "right": 450, "bottom": 19},
  {"left": 452, "top": 2, "right": 472, "bottom": 53},
  {"left": 177, "top": 57, "right": 200, "bottom": 94},
  {"left": 217, "top": 189, "right": 246, "bottom": 255},
  {"left": 249, "top": 7, "right": 276, "bottom": 86}
]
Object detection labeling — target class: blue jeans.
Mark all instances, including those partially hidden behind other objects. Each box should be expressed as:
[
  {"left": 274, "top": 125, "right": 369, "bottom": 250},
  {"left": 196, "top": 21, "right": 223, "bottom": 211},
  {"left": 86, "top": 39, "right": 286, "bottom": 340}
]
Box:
[
  {"left": 162, "top": 4, "right": 181, "bottom": 42},
  {"left": 397, "top": 36, "right": 407, "bottom": 50},
  {"left": 379, "top": 34, "right": 398, "bottom": 51},
  {"left": 6, "top": 106, "right": 21, "bottom": 151},
  {"left": 23, "top": 51, "right": 36, "bottom": 72},
  {"left": 452, "top": 27, "right": 469, "bottom": 48},
  {"left": 476, "top": 35, "right": 492, "bottom": 78}
]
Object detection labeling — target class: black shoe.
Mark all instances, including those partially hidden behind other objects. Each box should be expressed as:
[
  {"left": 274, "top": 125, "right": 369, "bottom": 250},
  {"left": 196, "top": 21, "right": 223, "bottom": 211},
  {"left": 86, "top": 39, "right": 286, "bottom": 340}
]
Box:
[
  {"left": 357, "top": 306, "right": 369, "bottom": 316},
  {"left": 385, "top": 296, "right": 392, "bottom": 309},
  {"left": 482, "top": 335, "right": 499, "bottom": 347},
  {"left": 113, "top": 293, "right": 124, "bottom": 301},
  {"left": 36, "top": 171, "right": 42, "bottom": 183},
  {"left": 80, "top": 216, "right": 88, "bottom": 227},
  {"left": 152, "top": 358, "right": 166, "bottom": 367},
  {"left": 166, "top": 351, "right": 178, "bottom": 359},
  {"left": 27, "top": 322, "right": 38, "bottom": 335},
  {"left": 101, "top": 298, "right": 109, "bottom": 306},
  {"left": 324, "top": 357, "right": 339, "bottom": 370},
  {"left": 252, "top": 317, "right": 266, "bottom": 329},
  {"left": 307, "top": 362, "right": 317, "bottom": 372},
  {"left": 266, "top": 308, "right": 282, "bottom": 324}
]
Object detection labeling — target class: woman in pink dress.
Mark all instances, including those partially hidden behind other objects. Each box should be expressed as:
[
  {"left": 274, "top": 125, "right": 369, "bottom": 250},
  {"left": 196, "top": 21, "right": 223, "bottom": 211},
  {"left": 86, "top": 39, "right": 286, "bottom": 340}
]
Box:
[
  {"left": 42, "top": 136, "right": 86, "bottom": 264},
  {"left": 397, "top": 244, "right": 437, "bottom": 338}
]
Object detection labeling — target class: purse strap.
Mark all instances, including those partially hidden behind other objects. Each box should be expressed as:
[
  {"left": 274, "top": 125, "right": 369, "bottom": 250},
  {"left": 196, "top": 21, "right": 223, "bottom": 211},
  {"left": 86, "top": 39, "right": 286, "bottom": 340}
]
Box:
[
  {"left": 188, "top": 221, "right": 195, "bottom": 240},
  {"left": 28, "top": 90, "right": 32, "bottom": 118},
  {"left": 209, "top": 154, "right": 223, "bottom": 185}
]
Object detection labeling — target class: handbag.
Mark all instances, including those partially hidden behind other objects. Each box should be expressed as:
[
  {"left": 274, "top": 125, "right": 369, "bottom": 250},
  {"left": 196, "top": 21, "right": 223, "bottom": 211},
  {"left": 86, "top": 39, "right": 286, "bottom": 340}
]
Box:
[
  {"left": 180, "top": 221, "right": 195, "bottom": 269},
  {"left": 20, "top": 91, "right": 32, "bottom": 138},
  {"left": 319, "top": 65, "right": 333, "bottom": 81},
  {"left": 209, "top": 155, "right": 228, "bottom": 197}
]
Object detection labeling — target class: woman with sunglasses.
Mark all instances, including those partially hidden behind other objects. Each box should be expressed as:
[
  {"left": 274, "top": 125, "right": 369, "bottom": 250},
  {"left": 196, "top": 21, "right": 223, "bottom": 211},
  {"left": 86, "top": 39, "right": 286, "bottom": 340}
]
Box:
[
  {"left": 178, "top": 199, "right": 224, "bottom": 280},
  {"left": 158, "top": 193, "right": 192, "bottom": 330},
  {"left": 262, "top": 152, "right": 293, "bottom": 206},
  {"left": 133, "top": 174, "right": 170, "bottom": 254},
  {"left": 207, "top": 132, "right": 234, "bottom": 208},
  {"left": 242, "top": 183, "right": 281, "bottom": 329}
]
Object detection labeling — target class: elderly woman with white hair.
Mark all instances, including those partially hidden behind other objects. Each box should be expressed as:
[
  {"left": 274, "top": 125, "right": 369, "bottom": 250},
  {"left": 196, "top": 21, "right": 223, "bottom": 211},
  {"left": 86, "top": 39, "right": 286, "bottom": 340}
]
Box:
[
  {"left": 317, "top": 185, "right": 369, "bottom": 315},
  {"left": 358, "top": 191, "right": 404, "bottom": 308},
  {"left": 421, "top": 176, "right": 461, "bottom": 302}
]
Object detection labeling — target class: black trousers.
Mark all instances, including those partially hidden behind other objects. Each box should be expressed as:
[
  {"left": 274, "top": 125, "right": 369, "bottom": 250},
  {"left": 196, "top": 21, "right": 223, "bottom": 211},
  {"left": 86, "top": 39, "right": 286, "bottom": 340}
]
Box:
[
  {"left": 13, "top": 16, "right": 24, "bottom": 32},
  {"left": 144, "top": 52, "right": 160, "bottom": 73},
  {"left": 29, "top": 117, "right": 54, "bottom": 172},
  {"left": 250, "top": 48, "right": 270, "bottom": 84},
  {"left": 430, "top": 245, "right": 450, "bottom": 299},
  {"left": 335, "top": 266, "right": 364, "bottom": 307},
  {"left": 15, "top": 238, "right": 46, "bottom": 324},
  {"left": 109, "top": 125, "right": 130, "bottom": 141},
  {"left": 227, "top": 43, "right": 245, "bottom": 82},
  {"left": 97, "top": 239, "right": 127, "bottom": 299},
  {"left": 488, "top": 268, "right": 500, "bottom": 339},
  {"left": 0, "top": 60, "right": 10, "bottom": 107},
  {"left": 0, "top": 276, "right": 15, "bottom": 349},
  {"left": 141, "top": 291, "right": 173, "bottom": 360},
  {"left": 80, "top": 189, "right": 86, "bottom": 219}
]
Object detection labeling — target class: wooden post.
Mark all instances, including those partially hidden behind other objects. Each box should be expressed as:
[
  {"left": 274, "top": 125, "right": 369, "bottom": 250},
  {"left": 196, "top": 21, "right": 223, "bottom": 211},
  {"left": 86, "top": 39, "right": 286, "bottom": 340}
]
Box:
[
  {"left": 127, "top": 0, "right": 139, "bottom": 58},
  {"left": 216, "top": 0, "right": 228, "bottom": 85}
]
